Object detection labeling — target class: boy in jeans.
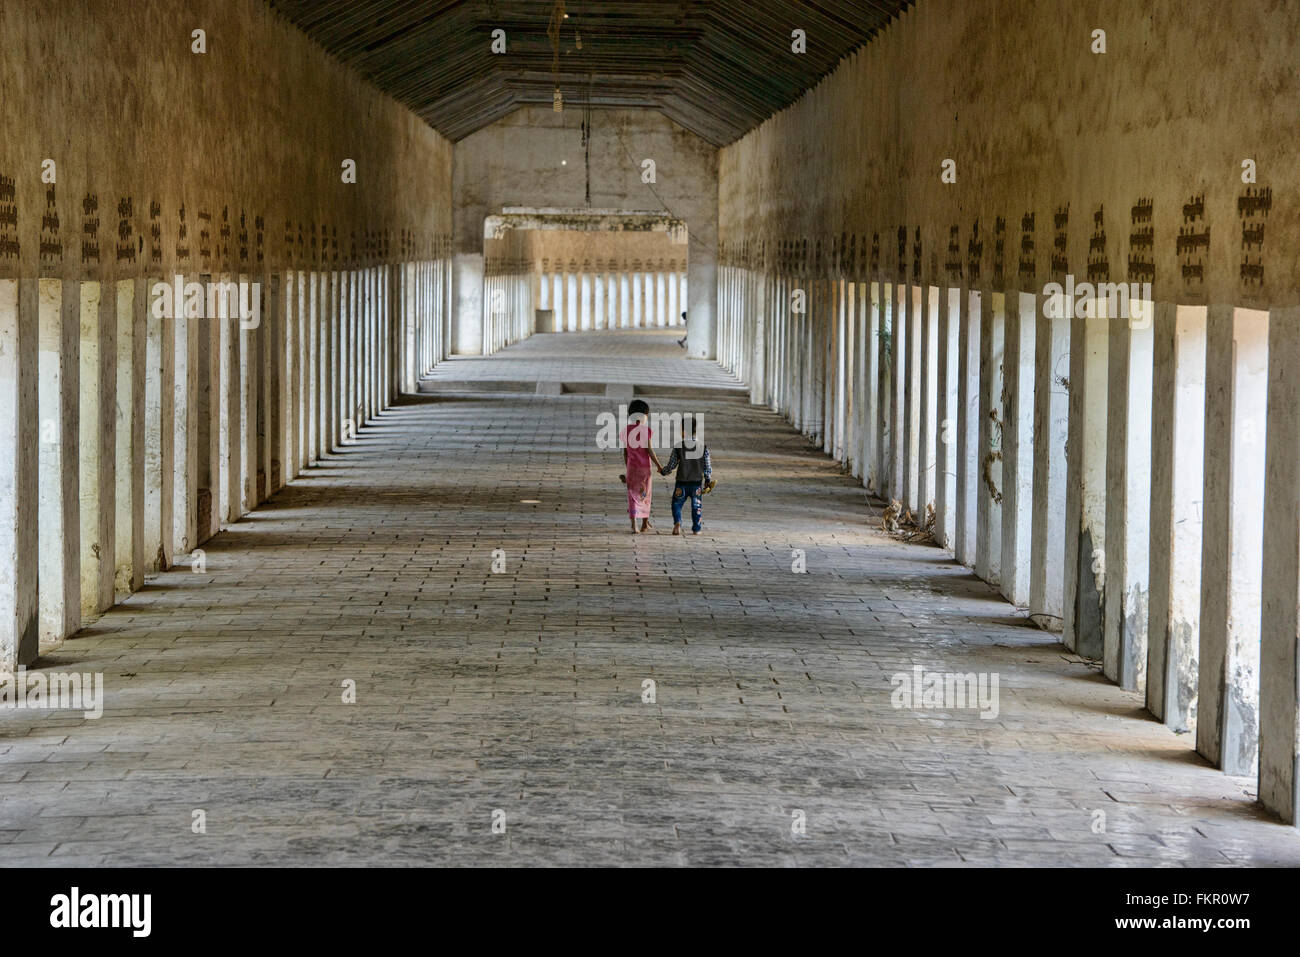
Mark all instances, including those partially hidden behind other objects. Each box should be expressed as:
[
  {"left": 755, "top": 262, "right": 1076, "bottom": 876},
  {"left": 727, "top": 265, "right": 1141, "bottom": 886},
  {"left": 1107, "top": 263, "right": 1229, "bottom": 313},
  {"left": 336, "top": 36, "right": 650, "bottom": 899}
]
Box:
[{"left": 659, "top": 414, "right": 712, "bottom": 535}]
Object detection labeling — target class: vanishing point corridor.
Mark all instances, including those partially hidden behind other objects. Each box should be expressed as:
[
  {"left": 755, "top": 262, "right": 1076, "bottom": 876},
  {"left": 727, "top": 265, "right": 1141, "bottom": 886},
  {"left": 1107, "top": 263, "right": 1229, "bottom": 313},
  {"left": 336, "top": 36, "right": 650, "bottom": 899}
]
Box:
[
  {"left": 3, "top": 331, "right": 1296, "bottom": 867},
  {"left": 5, "top": 0, "right": 1300, "bottom": 906}
]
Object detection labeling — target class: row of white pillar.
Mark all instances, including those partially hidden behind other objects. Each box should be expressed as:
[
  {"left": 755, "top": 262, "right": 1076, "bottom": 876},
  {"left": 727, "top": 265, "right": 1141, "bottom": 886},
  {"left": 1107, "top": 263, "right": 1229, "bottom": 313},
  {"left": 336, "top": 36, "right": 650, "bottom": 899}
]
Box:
[
  {"left": 716, "top": 264, "right": 1300, "bottom": 826},
  {"left": 534, "top": 268, "right": 686, "bottom": 334},
  {"left": 481, "top": 270, "right": 533, "bottom": 356},
  {"left": 0, "top": 258, "right": 450, "bottom": 668}
]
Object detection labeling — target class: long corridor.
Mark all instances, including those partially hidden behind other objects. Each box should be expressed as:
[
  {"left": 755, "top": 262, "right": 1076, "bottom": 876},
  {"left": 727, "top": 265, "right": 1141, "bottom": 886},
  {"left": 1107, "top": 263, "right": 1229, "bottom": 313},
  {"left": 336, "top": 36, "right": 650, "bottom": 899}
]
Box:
[{"left": 2, "top": 332, "right": 1296, "bottom": 867}]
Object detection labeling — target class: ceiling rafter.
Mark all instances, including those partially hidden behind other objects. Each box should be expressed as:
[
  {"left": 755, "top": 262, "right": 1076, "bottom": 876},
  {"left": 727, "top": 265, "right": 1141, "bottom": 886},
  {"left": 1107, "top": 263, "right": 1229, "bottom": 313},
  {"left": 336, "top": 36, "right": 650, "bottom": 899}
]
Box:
[{"left": 267, "top": 0, "right": 910, "bottom": 146}]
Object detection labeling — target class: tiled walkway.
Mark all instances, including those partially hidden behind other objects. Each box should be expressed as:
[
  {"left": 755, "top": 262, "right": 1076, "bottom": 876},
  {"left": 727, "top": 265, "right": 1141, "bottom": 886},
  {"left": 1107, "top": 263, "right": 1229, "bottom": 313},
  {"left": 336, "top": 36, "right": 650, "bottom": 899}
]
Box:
[
  {"left": 423, "top": 328, "right": 747, "bottom": 391},
  {"left": 3, "top": 333, "right": 1299, "bottom": 866}
]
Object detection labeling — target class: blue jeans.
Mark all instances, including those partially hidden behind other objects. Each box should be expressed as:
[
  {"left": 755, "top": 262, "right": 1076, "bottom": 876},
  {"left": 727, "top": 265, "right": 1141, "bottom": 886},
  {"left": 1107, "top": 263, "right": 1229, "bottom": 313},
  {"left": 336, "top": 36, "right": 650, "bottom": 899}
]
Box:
[{"left": 671, "top": 482, "right": 703, "bottom": 531}]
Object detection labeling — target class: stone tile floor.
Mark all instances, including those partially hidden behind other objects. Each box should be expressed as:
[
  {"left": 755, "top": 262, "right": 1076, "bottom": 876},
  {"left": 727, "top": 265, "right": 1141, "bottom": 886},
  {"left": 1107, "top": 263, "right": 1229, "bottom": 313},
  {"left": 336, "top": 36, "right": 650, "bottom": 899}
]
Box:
[
  {"left": 3, "top": 333, "right": 1299, "bottom": 866},
  {"left": 423, "top": 328, "right": 746, "bottom": 390}
]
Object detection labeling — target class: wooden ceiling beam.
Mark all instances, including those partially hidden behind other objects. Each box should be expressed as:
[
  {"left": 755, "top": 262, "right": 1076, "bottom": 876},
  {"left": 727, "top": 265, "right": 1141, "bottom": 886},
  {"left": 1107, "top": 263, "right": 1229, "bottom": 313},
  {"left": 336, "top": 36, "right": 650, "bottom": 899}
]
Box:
[{"left": 267, "top": 0, "right": 910, "bottom": 145}]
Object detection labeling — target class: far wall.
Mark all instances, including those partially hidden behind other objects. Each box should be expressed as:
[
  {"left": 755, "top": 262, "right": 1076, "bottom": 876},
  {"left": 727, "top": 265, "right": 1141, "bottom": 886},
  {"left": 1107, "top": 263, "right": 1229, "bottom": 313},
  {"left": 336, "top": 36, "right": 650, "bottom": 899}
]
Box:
[
  {"left": 526, "top": 229, "right": 688, "bottom": 331},
  {"left": 452, "top": 106, "right": 717, "bottom": 356}
]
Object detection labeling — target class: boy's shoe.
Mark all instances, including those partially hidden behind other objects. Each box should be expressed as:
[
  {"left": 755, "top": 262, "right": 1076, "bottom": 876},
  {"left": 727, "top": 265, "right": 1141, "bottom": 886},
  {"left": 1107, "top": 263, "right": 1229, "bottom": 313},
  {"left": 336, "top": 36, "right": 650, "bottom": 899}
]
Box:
[
  {"left": 691, "top": 529, "right": 701, "bottom": 535},
  {"left": 672, "top": 524, "right": 681, "bottom": 535}
]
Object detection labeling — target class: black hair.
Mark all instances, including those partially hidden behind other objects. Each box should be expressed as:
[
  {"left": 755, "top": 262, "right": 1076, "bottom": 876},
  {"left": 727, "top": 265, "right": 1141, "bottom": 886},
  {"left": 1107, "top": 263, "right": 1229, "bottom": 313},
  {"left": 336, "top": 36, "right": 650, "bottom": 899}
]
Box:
[{"left": 628, "top": 399, "right": 649, "bottom": 417}]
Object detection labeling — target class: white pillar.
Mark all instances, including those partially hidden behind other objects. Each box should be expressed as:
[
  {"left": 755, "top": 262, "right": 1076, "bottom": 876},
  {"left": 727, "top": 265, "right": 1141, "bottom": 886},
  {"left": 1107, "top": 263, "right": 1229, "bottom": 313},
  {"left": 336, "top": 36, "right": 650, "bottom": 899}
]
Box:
[
  {"left": 174, "top": 277, "right": 199, "bottom": 551},
  {"left": 1146, "top": 302, "right": 1205, "bottom": 728},
  {"left": 259, "top": 274, "right": 272, "bottom": 497},
  {"left": 0, "top": 279, "right": 39, "bottom": 668},
  {"left": 566, "top": 269, "right": 577, "bottom": 331},
  {"left": 656, "top": 270, "right": 667, "bottom": 327},
  {"left": 955, "top": 288, "right": 980, "bottom": 567},
  {"left": 1030, "top": 292, "right": 1069, "bottom": 630},
  {"left": 1000, "top": 290, "right": 1035, "bottom": 606},
  {"left": 38, "top": 279, "right": 81, "bottom": 640},
  {"left": 935, "top": 285, "right": 959, "bottom": 547},
  {"left": 219, "top": 273, "right": 241, "bottom": 521},
  {"left": 80, "top": 280, "right": 116, "bottom": 616},
  {"left": 324, "top": 271, "right": 337, "bottom": 450},
  {"left": 403, "top": 265, "right": 417, "bottom": 393},
  {"left": 920, "top": 285, "right": 939, "bottom": 513},
  {"left": 1063, "top": 303, "right": 1108, "bottom": 658},
  {"left": 889, "top": 282, "right": 907, "bottom": 502},
  {"left": 1260, "top": 304, "right": 1300, "bottom": 824},
  {"left": 975, "top": 290, "right": 1003, "bottom": 585},
  {"left": 874, "top": 282, "right": 891, "bottom": 494},
  {"left": 202, "top": 281, "right": 221, "bottom": 539},
  {"left": 906, "top": 284, "right": 923, "bottom": 514},
  {"left": 1102, "top": 296, "right": 1154, "bottom": 690},
  {"left": 282, "top": 271, "right": 297, "bottom": 481},
  {"left": 114, "top": 279, "right": 144, "bottom": 595},
  {"left": 667, "top": 268, "right": 677, "bottom": 331},
  {"left": 238, "top": 275, "right": 257, "bottom": 511},
  {"left": 1197, "top": 305, "right": 1267, "bottom": 775}
]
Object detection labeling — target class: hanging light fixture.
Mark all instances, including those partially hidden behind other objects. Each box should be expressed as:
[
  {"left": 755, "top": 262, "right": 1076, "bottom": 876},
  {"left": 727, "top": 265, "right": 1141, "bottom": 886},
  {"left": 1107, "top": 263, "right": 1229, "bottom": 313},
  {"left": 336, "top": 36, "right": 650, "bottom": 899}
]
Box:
[{"left": 547, "top": 1, "right": 566, "bottom": 112}]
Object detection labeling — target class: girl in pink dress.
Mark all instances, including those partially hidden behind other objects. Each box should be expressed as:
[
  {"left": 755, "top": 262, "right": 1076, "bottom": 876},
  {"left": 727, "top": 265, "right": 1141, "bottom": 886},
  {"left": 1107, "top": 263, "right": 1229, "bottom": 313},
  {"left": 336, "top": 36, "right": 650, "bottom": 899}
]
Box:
[{"left": 620, "top": 399, "right": 665, "bottom": 534}]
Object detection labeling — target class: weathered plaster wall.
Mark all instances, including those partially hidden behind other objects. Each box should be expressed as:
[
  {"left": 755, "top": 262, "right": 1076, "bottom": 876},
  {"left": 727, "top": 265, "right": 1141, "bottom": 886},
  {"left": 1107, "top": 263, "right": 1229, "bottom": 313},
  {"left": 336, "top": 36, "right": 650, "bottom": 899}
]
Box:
[
  {"left": 0, "top": 0, "right": 453, "bottom": 670},
  {"left": 712, "top": 0, "right": 1300, "bottom": 821},
  {"left": 518, "top": 228, "right": 688, "bottom": 332},
  {"left": 521, "top": 229, "right": 685, "bottom": 273},
  {"left": 717, "top": 0, "right": 1298, "bottom": 310},
  {"left": 0, "top": 0, "right": 453, "bottom": 282},
  {"left": 452, "top": 106, "right": 717, "bottom": 355}
]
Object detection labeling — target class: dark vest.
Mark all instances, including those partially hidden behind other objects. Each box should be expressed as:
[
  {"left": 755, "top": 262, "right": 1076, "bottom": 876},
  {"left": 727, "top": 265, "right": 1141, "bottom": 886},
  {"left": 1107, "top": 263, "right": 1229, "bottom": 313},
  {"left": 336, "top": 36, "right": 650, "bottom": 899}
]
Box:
[{"left": 676, "top": 442, "right": 706, "bottom": 484}]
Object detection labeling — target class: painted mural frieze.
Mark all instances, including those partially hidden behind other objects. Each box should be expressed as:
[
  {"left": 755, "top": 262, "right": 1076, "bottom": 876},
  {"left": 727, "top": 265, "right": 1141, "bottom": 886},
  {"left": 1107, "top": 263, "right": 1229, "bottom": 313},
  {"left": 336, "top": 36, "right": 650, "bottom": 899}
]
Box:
[
  {"left": 81, "top": 192, "right": 100, "bottom": 266},
  {"left": 1018, "top": 212, "right": 1035, "bottom": 285},
  {"left": 1238, "top": 185, "right": 1269, "bottom": 289},
  {"left": 40, "top": 185, "right": 62, "bottom": 267},
  {"left": 1178, "top": 193, "right": 1207, "bottom": 286},
  {"left": 1128, "top": 197, "right": 1154, "bottom": 284},
  {"left": 1087, "top": 205, "right": 1108, "bottom": 283},
  {"left": 1051, "top": 205, "right": 1068, "bottom": 278},
  {"left": 0, "top": 174, "right": 18, "bottom": 263}
]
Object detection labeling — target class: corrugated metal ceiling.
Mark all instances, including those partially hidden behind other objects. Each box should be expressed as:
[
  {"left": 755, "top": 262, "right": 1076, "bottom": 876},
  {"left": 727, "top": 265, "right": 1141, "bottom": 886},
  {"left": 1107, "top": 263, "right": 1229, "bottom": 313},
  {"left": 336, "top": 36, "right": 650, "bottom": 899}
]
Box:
[{"left": 267, "top": 0, "right": 909, "bottom": 146}]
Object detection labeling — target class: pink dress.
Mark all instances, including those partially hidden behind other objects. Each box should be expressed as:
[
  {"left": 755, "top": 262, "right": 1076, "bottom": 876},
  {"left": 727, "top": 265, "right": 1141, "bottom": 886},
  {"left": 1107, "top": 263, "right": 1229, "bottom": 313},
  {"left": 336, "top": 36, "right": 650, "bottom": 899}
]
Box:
[{"left": 622, "top": 421, "right": 654, "bottom": 519}]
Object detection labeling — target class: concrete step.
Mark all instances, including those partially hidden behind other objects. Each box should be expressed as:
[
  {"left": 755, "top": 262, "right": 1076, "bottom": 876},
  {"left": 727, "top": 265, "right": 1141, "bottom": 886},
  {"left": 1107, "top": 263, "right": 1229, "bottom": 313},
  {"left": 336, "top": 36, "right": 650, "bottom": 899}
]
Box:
[{"left": 417, "top": 378, "right": 751, "bottom": 402}]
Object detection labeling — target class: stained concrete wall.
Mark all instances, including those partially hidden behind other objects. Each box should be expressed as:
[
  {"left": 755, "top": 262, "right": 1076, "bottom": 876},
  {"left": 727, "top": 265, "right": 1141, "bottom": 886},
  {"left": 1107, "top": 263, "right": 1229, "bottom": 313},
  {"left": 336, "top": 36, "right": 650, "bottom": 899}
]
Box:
[
  {"left": 0, "top": 0, "right": 453, "bottom": 284},
  {"left": 713, "top": 0, "right": 1300, "bottom": 822},
  {"left": 525, "top": 230, "right": 685, "bottom": 277},
  {"left": 452, "top": 106, "right": 717, "bottom": 356},
  {"left": 0, "top": 0, "right": 453, "bottom": 670},
  {"left": 717, "top": 0, "right": 1297, "bottom": 309},
  {"left": 519, "top": 229, "right": 687, "bottom": 332}
]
